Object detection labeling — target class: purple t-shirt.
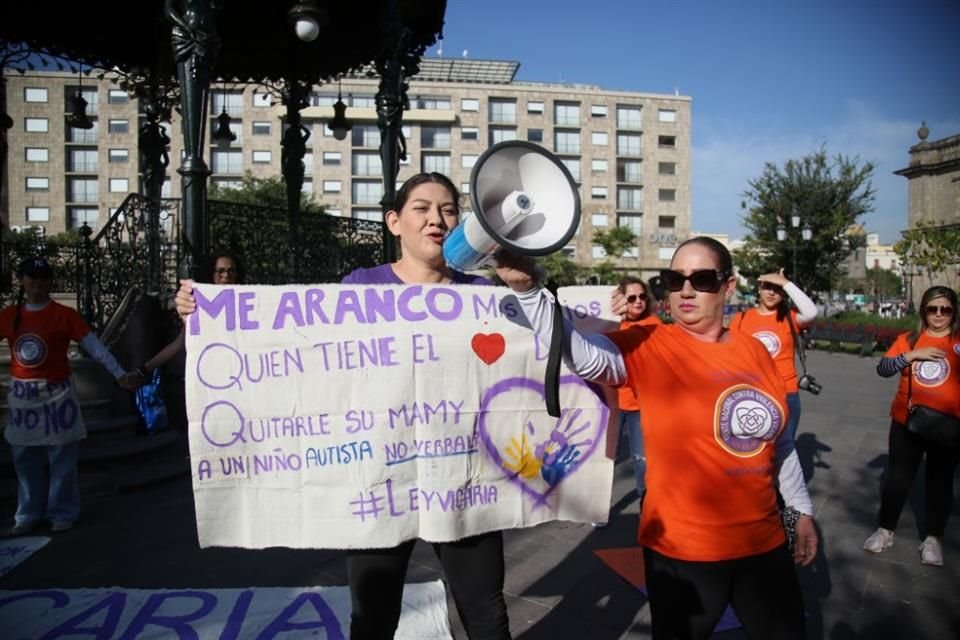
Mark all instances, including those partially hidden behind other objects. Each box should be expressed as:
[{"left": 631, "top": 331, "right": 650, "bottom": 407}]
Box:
[{"left": 342, "top": 263, "right": 492, "bottom": 286}]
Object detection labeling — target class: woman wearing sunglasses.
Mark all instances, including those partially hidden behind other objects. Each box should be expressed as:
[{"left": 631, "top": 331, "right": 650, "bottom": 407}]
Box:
[
  {"left": 729, "top": 268, "right": 818, "bottom": 439},
  {"left": 615, "top": 276, "right": 661, "bottom": 502},
  {"left": 863, "top": 285, "right": 960, "bottom": 567},
  {"left": 495, "top": 237, "right": 816, "bottom": 639}
]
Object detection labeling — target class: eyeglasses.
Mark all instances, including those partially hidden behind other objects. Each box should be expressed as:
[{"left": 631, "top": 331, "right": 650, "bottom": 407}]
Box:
[
  {"left": 925, "top": 305, "right": 954, "bottom": 316},
  {"left": 214, "top": 268, "right": 237, "bottom": 276},
  {"left": 626, "top": 293, "right": 647, "bottom": 303},
  {"left": 659, "top": 269, "right": 730, "bottom": 293}
]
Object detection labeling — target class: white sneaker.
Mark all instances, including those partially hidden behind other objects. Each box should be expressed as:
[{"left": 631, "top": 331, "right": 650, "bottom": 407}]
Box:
[
  {"left": 863, "top": 527, "right": 895, "bottom": 553},
  {"left": 919, "top": 536, "right": 943, "bottom": 566}
]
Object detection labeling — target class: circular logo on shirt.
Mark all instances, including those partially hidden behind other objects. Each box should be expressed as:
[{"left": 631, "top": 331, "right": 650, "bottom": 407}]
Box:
[
  {"left": 913, "top": 359, "right": 949, "bottom": 387},
  {"left": 13, "top": 333, "right": 47, "bottom": 368},
  {"left": 752, "top": 331, "right": 782, "bottom": 357},
  {"left": 953, "top": 343, "right": 960, "bottom": 356},
  {"left": 715, "top": 385, "right": 784, "bottom": 457}
]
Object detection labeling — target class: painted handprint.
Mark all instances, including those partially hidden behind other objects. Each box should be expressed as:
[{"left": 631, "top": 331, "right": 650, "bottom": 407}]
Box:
[
  {"left": 535, "top": 408, "right": 593, "bottom": 486},
  {"left": 502, "top": 430, "right": 542, "bottom": 479}
]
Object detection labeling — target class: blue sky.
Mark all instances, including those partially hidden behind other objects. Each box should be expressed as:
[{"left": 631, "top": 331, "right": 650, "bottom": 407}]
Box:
[{"left": 429, "top": 0, "right": 960, "bottom": 244}]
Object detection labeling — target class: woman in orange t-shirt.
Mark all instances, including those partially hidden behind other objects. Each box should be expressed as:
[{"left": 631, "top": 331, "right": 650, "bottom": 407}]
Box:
[
  {"left": 729, "top": 269, "right": 817, "bottom": 439},
  {"left": 497, "top": 237, "right": 816, "bottom": 639},
  {"left": 863, "top": 286, "right": 960, "bottom": 567},
  {"left": 615, "top": 276, "right": 661, "bottom": 500}
]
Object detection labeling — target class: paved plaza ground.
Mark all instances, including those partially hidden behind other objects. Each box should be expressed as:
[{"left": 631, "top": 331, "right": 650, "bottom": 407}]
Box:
[{"left": 2, "top": 349, "right": 958, "bottom": 639}]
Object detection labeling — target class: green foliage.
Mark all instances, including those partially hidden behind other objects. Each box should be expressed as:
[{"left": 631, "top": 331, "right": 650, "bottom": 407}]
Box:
[
  {"left": 209, "top": 172, "right": 325, "bottom": 215},
  {"left": 536, "top": 252, "right": 589, "bottom": 286},
  {"left": 735, "top": 147, "right": 876, "bottom": 292},
  {"left": 590, "top": 261, "right": 620, "bottom": 285},
  {"left": 864, "top": 266, "right": 903, "bottom": 298},
  {"left": 894, "top": 220, "right": 960, "bottom": 275},
  {"left": 592, "top": 226, "right": 637, "bottom": 258},
  {"left": 830, "top": 310, "right": 913, "bottom": 330}
]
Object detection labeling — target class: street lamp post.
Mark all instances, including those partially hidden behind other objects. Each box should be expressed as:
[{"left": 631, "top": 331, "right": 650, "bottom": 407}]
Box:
[{"left": 777, "top": 208, "right": 813, "bottom": 286}]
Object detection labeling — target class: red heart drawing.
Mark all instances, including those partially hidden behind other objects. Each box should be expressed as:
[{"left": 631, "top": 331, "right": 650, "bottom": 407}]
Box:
[{"left": 471, "top": 333, "right": 506, "bottom": 365}]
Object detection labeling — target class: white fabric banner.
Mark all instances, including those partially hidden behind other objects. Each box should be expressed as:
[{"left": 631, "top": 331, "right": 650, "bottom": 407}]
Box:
[
  {"left": 0, "top": 536, "right": 49, "bottom": 578},
  {"left": 4, "top": 377, "right": 86, "bottom": 446},
  {"left": 0, "top": 582, "right": 451, "bottom": 639},
  {"left": 185, "top": 284, "right": 619, "bottom": 549}
]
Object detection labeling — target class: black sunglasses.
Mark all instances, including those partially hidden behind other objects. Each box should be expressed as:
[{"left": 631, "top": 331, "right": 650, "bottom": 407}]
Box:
[
  {"left": 626, "top": 293, "right": 647, "bottom": 303},
  {"left": 925, "top": 305, "right": 954, "bottom": 316},
  {"left": 659, "top": 269, "right": 730, "bottom": 293}
]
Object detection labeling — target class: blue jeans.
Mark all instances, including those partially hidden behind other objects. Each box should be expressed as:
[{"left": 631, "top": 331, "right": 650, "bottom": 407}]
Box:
[
  {"left": 11, "top": 442, "right": 81, "bottom": 526},
  {"left": 786, "top": 392, "right": 802, "bottom": 440},
  {"left": 617, "top": 410, "right": 646, "bottom": 495}
]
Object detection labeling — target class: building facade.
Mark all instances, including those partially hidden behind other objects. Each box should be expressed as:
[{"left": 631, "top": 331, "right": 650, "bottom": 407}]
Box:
[{"left": 2, "top": 60, "right": 692, "bottom": 275}]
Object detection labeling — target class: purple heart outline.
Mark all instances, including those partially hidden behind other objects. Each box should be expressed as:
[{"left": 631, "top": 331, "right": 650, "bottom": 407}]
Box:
[{"left": 477, "top": 375, "right": 609, "bottom": 506}]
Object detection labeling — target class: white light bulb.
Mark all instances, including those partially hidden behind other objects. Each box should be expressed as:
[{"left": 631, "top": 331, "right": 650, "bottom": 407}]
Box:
[{"left": 295, "top": 17, "right": 319, "bottom": 42}]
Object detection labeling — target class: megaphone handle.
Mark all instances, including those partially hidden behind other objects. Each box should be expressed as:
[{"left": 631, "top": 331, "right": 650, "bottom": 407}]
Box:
[{"left": 544, "top": 282, "right": 563, "bottom": 418}]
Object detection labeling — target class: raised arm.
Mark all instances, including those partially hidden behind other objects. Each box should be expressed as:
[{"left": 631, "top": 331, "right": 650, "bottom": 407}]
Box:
[{"left": 758, "top": 269, "right": 818, "bottom": 326}]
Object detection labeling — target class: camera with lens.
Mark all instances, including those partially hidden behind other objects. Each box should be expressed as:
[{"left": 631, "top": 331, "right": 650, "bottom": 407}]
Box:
[{"left": 798, "top": 374, "right": 822, "bottom": 395}]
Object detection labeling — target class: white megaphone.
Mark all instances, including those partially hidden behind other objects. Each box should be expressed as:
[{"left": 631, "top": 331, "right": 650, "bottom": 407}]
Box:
[{"left": 443, "top": 141, "right": 581, "bottom": 271}]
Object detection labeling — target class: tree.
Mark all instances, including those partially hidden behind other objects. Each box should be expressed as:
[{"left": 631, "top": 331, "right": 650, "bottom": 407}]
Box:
[
  {"left": 864, "top": 266, "right": 903, "bottom": 300},
  {"left": 589, "top": 226, "right": 637, "bottom": 284},
  {"left": 735, "top": 147, "right": 876, "bottom": 292},
  {"left": 535, "top": 252, "right": 589, "bottom": 286},
  {"left": 894, "top": 221, "right": 960, "bottom": 277},
  {"left": 209, "top": 172, "right": 325, "bottom": 215}
]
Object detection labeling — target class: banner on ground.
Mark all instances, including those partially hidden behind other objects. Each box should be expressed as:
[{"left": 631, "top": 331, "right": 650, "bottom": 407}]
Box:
[{"left": 186, "top": 284, "right": 619, "bottom": 549}]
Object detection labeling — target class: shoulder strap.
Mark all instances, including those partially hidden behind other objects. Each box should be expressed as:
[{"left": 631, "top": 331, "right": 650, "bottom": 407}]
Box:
[{"left": 785, "top": 310, "right": 808, "bottom": 376}]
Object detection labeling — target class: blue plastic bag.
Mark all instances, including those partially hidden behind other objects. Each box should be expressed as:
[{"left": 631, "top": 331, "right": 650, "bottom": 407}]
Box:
[{"left": 135, "top": 369, "right": 169, "bottom": 433}]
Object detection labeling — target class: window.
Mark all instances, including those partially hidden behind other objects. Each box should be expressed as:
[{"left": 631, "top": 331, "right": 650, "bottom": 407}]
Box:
[
  {"left": 322, "top": 151, "right": 341, "bottom": 165},
  {"left": 561, "top": 158, "right": 581, "bottom": 181},
  {"left": 461, "top": 154, "right": 479, "bottom": 169},
  {"left": 659, "top": 189, "right": 676, "bottom": 202},
  {"left": 26, "top": 177, "right": 49, "bottom": 191},
  {"left": 304, "top": 152, "right": 314, "bottom": 172},
  {"left": 659, "top": 216, "right": 676, "bottom": 230},
  {"left": 591, "top": 159, "right": 608, "bottom": 173},
  {"left": 412, "top": 96, "right": 451, "bottom": 110},
  {"left": 592, "top": 245, "right": 607, "bottom": 259},
  {"left": 461, "top": 98, "right": 480, "bottom": 112},
  {"left": 325, "top": 208, "right": 343, "bottom": 217},
  {"left": 658, "top": 109, "right": 677, "bottom": 123},
  {"left": 489, "top": 127, "right": 518, "bottom": 145},
  {"left": 616, "top": 106, "right": 642, "bottom": 129},
  {"left": 67, "top": 122, "right": 98, "bottom": 143},
  {"left": 68, "top": 148, "right": 98, "bottom": 172},
  {"left": 68, "top": 178, "right": 98, "bottom": 203},
  {"left": 109, "top": 178, "right": 129, "bottom": 193},
  {"left": 352, "top": 180, "right": 383, "bottom": 205},
  {"left": 618, "top": 187, "right": 642, "bottom": 210},
  {"left": 352, "top": 125, "right": 381, "bottom": 148},
  {"left": 253, "top": 92, "right": 272, "bottom": 107},
  {"left": 211, "top": 91, "right": 243, "bottom": 116},
  {"left": 658, "top": 135, "right": 677, "bottom": 148},
  {"left": 252, "top": 121, "right": 272, "bottom": 136},
  {"left": 66, "top": 87, "right": 98, "bottom": 115},
  {"left": 527, "top": 128, "right": 543, "bottom": 143},
  {"left": 26, "top": 207, "right": 50, "bottom": 222},
  {"left": 68, "top": 206, "right": 99, "bottom": 231},
  {"left": 658, "top": 247, "right": 677, "bottom": 261},
  {"left": 555, "top": 130, "right": 580, "bottom": 154},
  {"left": 25, "top": 118, "right": 49, "bottom": 133},
  {"left": 658, "top": 161, "right": 676, "bottom": 175},
  {"left": 618, "top": 159, "right": 642, "bottom": 182},
  {"left": 108, "top": 148, "right": 129, "bottom": 163},
  {"left": 323, "top": 180, "right": 342, "bottom": 193},
  {"left": 211, "top": 150, "right": 243, "bottom": 174},
  {"left": 24, "top": 88, "right": 48, "bottom": 103},
  {"left": 422, "top": 153, "right": 450, "bottom": 174},
  {"left": 210, "top": 177, "right": 241, "bottom": 191},
  {"left": 421, "top": 126, "right": 451, "bottom": 149},
  {"left": 527, "top": 101, "right": 544, "bottom": 114},
  {"left": 252, "top": 150, "right": 272, "bottom": 164},
  {"left": 108, "top": 119, "right": 129, "bottom": 134},
  {"left": 215, "top": 120, "right": 242, "bottom": 145},
  {"left": 591, "top": 186, "right": 608, "bottom": 199},
  {"left": 591, "top": 213, "right": 608, "bottom": 227},
  {"left": 108, "top": 89, "right": 129, "bottom": 104},
  {"left": 461, "top": 127, "right": 479, "bottom": 141},
  {"left": 591, "top": 131, "right": 608, "bottom": 146},
  {"left": 617, "top": 133, "right": 642, "bottom": 156},
  {"left": 25, "top": 148, "right": 49, "bottom": 162},
  {"left": 554, "top": 102, "right": 580, "bottom": 127},
  {"left": 561, "top": 245, "right": 577, "bottom": 259},
  {"left": 302, "top": 180, "right": 314, "bottom": 196},
  {"left": 349, "top": 95, "right": 376, "bottom": 108},
  {"left": 461, "top": 182, "right": 470, "bottom": 195},
  {"left": 488, "top": 98, "right": 517, "bottom": 124},
  {"left": 161, "top": 178, "right": 173, "bottom": 198},
  {"left": 353, "top": 209, "right": 382, "bottom": 222},
  {"left": 591, "top": 104, "right": 608, "bottom": 117},
  {"left": 618, "top": 213, "right": 642, "bottom": 235},
  {"left": 352, "top": 152, "right": 383, "bottom": 177}
]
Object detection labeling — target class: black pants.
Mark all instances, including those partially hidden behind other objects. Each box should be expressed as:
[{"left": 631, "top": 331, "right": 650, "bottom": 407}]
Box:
[
  {"left": 643, "top": 545, "right": 806, "bottom": 640},
  {"left": 347, "top": 530, "right": 511, "bottom": 640},
  {"left": 878, "top": 420, "right": 960, "bottom": 536}
]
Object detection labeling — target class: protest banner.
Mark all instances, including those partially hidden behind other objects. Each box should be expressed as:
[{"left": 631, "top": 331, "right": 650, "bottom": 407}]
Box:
[{"left": 186, "top": 284, "right": 619, "bottom": 549}]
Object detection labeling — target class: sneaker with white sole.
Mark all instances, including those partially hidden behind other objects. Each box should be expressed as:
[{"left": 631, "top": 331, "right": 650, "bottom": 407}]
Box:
[
  {"left": 51, "top": 521, "right": 74, "bottom": 533},
  {"left": 919, "top": 536, "right": 943, "bottom": 566},
  {"left": 863, "top": 527, "right": 895, "bottom": 553},
  {"left": 10, "top": 521, "right": 37, "bottom": 536}
]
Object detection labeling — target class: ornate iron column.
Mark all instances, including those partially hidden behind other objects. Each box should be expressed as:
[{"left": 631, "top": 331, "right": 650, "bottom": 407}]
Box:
[
  {"left": 165, "top": 0, "right": 220, "bottom": 280},
  {"left": 138, "top": 86, "right": 172, "bottom": 291},
  {"left": 281, "top": 78, "right": 311, "bottom": 280}
]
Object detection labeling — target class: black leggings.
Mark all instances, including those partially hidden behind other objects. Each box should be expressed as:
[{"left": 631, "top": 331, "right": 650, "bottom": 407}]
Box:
[
  {"left": 643, "top": 545, "right": 806, "bottom": 640},
  {"left": 347, "top": 530, "right": 511, "bottom": 640},
  {"left": 878, "top": 420, "right": 960, "bottom": 536}
]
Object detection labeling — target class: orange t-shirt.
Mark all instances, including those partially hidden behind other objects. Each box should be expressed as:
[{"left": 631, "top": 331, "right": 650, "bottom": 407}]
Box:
[
  {"left": 730, "top": 308, "right": 800, "bottom": 392},
  {"left": 885, "top": 332, "right": 960, "bottom": 425},
  {"left": 0, "top": 302, "right": 91, "bottom": 381},
  {"left": 607, "top": 323, "right": 789, "bottom": 561},
  {"left": 617, "top": 315, "right": 663, "bottom": 412}
]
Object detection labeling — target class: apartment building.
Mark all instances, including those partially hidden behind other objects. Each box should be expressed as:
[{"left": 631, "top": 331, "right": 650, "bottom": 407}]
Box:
[{"left": 3, "top": 60, "right": 691, "bottom": 273}]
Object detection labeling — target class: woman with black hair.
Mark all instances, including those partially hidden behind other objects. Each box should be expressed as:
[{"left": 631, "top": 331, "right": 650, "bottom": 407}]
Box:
[
  {"left": 864, "top": 285, "right": 960, "bottom": 566},
  {"left": 729, "top": 268, "right": 818, "bottom": 439}
]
